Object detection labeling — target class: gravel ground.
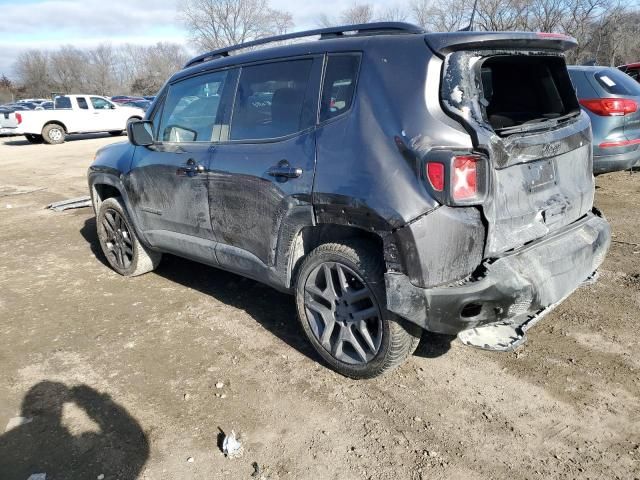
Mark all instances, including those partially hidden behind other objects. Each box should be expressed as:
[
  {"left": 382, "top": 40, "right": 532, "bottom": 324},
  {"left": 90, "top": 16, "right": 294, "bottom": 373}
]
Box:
[{"left": 0, "top": 134, "right": 639, "bottom": 480}]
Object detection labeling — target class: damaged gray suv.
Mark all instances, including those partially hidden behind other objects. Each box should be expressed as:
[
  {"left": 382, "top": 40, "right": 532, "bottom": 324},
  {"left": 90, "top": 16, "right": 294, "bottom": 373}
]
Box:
[{"left": 88, "top": 23, "right": 611, "bottom": 378}]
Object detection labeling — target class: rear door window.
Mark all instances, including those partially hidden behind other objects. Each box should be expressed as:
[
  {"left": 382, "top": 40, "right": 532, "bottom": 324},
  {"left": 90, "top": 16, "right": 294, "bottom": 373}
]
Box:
[
  {"left": 77, "top": 97, "right": 89, "bottom": 109},
  {"left": 320, "top": 54, "right": 360, "bottom": 122},
  {"left": 54, "top": 96, "right": 71, "bottom": 109},
  {"left": 594, "top": 69, "right": 640, "bottom": 96},
  {"left": 230, "top": 59, "right": 313, "bottom": 140},
  {"left": 157, "top": 70, "right": 230, "bottom": 143}
]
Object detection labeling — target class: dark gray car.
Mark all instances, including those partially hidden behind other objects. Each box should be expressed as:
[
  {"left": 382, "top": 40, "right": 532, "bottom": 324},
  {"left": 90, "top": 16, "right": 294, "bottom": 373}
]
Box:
[
  {"left": 568, "top": 66, "right": 640, "bottom": 174},
  {"left": 88, "top": 23, "right": 610, "bottom": 378}
]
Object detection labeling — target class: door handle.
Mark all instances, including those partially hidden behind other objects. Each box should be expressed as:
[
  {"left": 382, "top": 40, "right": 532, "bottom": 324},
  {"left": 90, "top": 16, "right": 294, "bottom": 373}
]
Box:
[
  {"left": 177, "top": 158, "right": 205, "bottom": 176},
  {"left": 267, "top": 163, "right": 303, "bottom": 179}
]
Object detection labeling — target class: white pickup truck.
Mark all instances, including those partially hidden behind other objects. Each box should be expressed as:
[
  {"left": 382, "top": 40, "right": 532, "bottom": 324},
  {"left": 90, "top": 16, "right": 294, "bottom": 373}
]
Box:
[{"left": 11, "top": 95, "right": 145, "bottom": 144}]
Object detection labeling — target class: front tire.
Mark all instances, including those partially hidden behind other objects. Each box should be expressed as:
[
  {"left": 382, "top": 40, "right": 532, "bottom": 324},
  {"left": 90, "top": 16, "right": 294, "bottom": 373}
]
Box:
[
  {"left": 96, "top": 197, "right": 161, "bottom": 276},
  {"left": 295, "top": 240, "right": 421, "bottom": 379},
  {"left": 42, "top": 123, "right": 65, "bottom": 144}
]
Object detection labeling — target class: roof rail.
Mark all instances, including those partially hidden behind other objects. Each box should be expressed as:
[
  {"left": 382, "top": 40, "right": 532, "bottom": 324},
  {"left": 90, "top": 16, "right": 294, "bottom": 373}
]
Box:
[{"left": 184, "top": 22, "right": 425, "bottom": 68}]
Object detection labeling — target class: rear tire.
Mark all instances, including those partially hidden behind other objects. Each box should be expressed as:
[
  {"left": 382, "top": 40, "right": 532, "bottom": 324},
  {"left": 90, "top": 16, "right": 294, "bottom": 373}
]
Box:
[
  {"left": 295, "top": 240, "right": 421, "bottom": 379},
  {"left": 108, "top": 130, "right": 123, "bottom": 136},
  {"left": 25, "top": 134, "right": 43, "bottom": 144},
  {"left": 96, "top": 197, "right": 162, "bottom": 277},
  {"left": 42, "top": 123, "right": 65, "bottom": 144}
]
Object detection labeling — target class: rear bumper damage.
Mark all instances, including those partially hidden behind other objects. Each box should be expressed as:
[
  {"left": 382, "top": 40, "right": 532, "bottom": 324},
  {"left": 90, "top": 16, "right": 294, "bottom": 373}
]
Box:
[{"left": 385, "top": 210, "right": 611, "bottom": 349}]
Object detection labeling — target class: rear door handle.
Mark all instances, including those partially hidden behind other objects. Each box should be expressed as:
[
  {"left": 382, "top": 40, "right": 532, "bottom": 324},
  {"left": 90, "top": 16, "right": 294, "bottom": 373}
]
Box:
[{"left": 267, "top": 163, "right": 303, "bottom": 179}]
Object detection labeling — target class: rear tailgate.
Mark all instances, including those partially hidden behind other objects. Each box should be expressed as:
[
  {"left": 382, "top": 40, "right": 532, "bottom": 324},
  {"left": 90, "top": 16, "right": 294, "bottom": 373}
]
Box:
[
  {"left": 426, "top": 32, "right": 594, "bottom": 256},
  {"left": 0, "top": 111, "right": 18, "bottom": 129}
]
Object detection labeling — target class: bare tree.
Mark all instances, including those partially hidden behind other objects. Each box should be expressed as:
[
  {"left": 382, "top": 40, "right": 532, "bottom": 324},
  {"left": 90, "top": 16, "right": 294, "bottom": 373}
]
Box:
[
  {"left": 14, "top": 50, "right": 51, "bottom": 98},
  {"left": 0, "top": 74, "right": 14, "bottom": 103},
  {"left": 87, "top": 44, "right": 116, "bottom": 96},
  {"left": 49, "top": 46, "right": 88, "bottom": 93},
  {"left": 528, "top": 0, "right": 567, "bottom": 32},
  {"left": 411, "top": 0, "right": 474, "bottom": 31},
  {"left": 474, "top": 0, "right": 531, "bottom": 30},
  {"left": 180, "top": 0, "right": 294, "bottom": 51},
  {"left": 341, "top": 4, "right": 376, "bottom": 24},
  {"left": 378, "top": 6, "right": 409, "bottom": 22}
]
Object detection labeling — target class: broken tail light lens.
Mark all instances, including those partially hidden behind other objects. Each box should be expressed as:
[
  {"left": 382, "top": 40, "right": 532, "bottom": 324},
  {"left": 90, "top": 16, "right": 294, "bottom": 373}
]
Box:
[
  {"left": 426, "top": 162, "right": 445, "bottom": 191},
  {"left": 580, "top": 98, "right": 637, "bottom": 116},
  {"left": 424, "top": 152, "right": 486, "bottom": 206},
  {"left": 452, "top": 155, "right": 478, "bottom": 201},
  {"left": 15, "top": 113, "right": 22, "bottom": 124}
]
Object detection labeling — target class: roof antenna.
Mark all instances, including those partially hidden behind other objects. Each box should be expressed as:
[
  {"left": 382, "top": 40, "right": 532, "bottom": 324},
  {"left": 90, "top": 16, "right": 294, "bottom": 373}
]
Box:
[{"left": 460, "top": 0, "right": 479, "bottom": 31}]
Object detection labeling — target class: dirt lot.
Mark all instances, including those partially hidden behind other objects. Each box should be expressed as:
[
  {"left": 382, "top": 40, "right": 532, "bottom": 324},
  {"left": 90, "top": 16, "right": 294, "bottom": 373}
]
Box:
[{"left": 0, "top": 134, "right": 639, "bottom": 480}]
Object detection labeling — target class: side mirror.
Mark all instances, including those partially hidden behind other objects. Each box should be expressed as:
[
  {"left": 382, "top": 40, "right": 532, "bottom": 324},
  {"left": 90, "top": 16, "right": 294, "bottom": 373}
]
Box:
[{"left": 127, "top": 120, "right": 154, "bottom": 146}]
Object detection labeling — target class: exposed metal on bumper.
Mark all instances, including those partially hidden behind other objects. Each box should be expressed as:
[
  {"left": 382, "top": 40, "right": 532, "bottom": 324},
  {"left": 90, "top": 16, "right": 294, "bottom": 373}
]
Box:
[{"left": 385, "top": 212, "right": 611, "bottom": 337}]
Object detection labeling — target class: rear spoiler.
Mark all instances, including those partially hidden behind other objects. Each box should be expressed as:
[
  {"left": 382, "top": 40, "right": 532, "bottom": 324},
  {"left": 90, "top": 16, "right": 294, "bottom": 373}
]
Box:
[{"left": 425, "top": 31, "right": 577, "bottom": 56}]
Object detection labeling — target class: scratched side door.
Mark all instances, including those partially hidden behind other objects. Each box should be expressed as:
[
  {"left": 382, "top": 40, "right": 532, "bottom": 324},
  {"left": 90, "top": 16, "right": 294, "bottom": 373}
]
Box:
[{"left": 126, "top": 68, "right": 236, "bottom": 256}]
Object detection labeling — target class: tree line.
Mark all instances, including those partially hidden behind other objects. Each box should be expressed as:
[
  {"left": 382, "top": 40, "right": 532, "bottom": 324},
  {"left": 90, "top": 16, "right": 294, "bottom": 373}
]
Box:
[
  {"left": 3, "top": 0, "right": 639, "bottom": 102},
  {"left": 182, "top": 0, "right": 640, "bottom": 67},
  {"left": 1, "top": 43, "right": 189, "bottom": 103}
]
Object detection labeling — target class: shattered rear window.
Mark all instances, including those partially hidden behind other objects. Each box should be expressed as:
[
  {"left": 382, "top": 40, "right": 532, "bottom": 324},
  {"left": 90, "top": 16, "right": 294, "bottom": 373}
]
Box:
[{"left": 480, "top": 55, "right": 580, "bottom": 133}]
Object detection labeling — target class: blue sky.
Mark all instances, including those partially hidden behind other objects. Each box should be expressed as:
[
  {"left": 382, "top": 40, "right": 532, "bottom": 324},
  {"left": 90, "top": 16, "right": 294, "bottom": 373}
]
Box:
[{"left": 0, "top": 0, "right": 398, "bottom": 78}]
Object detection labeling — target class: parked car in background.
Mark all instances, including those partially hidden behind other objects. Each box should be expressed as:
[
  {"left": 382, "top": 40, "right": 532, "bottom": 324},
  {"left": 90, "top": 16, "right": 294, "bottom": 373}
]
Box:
[
  {"left": 89, "top": 23, "right": 610, "bottom": 378},
  {"left": 618, "top": 63, "right": 640, "bottom": 82},
  {"left": 122, "top": 99, "right": 152, "bottom": 112},
  {"left": 111, "top": 95, "right": 145, "bottom": 104},
  {"left": 13, "top": 94, "right": 144, "bottom": 144},
  {"left": 568, "top": 66, "right": 640, "bottom": 174},
  {"left": 13, "top": 102, "right": 37, "bottom": 110}
]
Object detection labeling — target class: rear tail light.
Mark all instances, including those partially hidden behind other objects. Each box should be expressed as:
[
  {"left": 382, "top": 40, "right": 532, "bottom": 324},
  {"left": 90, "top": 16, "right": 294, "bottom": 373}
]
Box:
[
  {"left": 15, "top": 113, "right": 22, "bottom": 124},
  {"left": 426, "top": 162, "right": 445, "bottom": 191},
  {"left": 579, "top": 98, "right": 637, "bottom": 116},
  {"left": 424, "top": 153, "right": 486, "bottom": 206},
  {"left": 452, "top": 155, "right": 478, "bottom": 201}
]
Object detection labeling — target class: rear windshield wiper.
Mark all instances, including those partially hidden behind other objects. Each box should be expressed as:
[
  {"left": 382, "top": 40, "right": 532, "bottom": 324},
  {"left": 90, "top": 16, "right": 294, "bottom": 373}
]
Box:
[{"left": 494, "top": 111, "right": 579, "bottom": 136}]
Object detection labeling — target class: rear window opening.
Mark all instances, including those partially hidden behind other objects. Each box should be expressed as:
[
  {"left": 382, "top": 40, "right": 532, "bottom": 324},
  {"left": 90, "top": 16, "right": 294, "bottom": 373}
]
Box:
[{"left": 479, "top": 55, "right": 580, "bottom": 135}]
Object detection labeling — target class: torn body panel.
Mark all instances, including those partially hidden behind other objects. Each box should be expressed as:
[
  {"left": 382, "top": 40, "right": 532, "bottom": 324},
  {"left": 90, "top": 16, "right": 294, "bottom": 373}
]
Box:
[
  {"left": 386, "top": 211, "right": 610, "bottom": 335},
  {"left": 393, "top": 206, "right": 485, "bottom": 288},
  {"left": 439, "top": 48, "right": 595, "bottom": 255}
]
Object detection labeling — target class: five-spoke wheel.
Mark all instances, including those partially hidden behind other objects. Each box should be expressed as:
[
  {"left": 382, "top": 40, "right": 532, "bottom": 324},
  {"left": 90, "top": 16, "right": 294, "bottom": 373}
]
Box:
[
  {"left": 96, "top": 197, "right": 162, "bottom": 277},
  {"left": 295, "top": 241, "right": 421, "bottom": 379},
  {"left": 101, "top": 208, "right": 134, "bottom": 271},
  {"left": 304, "top": 262, "right": 382, "bottom": 365}
]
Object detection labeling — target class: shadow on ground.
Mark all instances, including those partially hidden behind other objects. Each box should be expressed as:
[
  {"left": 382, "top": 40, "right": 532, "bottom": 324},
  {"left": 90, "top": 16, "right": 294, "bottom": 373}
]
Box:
[
  {"left": 80, "top": 217, "right": 454, "bottom": 369},
  {"left": 2, "top": 132, "right": 123, "bottom": 146},
  {"left": 0, "top": 381, "right": 148, "bottom": 480}
]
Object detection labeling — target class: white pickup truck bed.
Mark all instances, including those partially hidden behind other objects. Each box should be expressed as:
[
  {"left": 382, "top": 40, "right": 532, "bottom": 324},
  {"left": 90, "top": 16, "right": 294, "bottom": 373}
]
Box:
[{"left": 14, "top": 95, "right": 145, "bottom": 144}]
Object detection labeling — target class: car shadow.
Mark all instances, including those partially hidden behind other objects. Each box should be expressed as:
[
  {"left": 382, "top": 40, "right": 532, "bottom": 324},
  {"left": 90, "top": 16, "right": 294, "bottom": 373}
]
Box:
[
  {"left": 2, "top": 132, "right": 123, "bottom": 146},
  {"left": 79, "top": 218, "right": 453, "bottom": 368},
  {"left": 0, "top": 381, "right": 149, "bottom": 480}
]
